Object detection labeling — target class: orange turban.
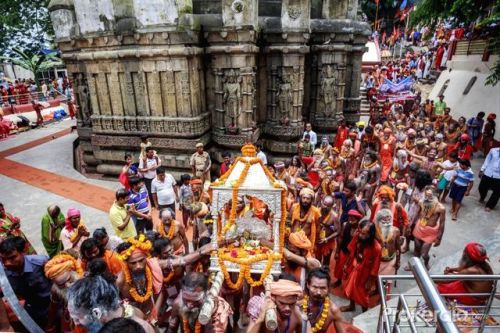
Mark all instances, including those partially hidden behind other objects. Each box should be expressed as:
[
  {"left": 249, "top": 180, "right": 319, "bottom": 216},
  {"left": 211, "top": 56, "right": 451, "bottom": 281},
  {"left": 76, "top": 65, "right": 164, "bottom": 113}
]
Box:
[
  {"left": 270, "top": 279, "right": 303, "bottom": 298},
  {"left": 288, "top": 230, "right": 312, "bottom": 250},
  {"left": 44, "top": 254, "right": 82, "bottom": 280},
  {"left": 377, "top": 185, "right": 395, "bottom": 201}
]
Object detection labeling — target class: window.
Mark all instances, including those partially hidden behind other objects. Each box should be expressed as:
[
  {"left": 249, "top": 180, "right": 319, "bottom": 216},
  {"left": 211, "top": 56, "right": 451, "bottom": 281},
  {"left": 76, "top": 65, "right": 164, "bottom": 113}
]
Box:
[
  {"left": 462, "top": 76, "right": 477, "bottom": 95},
  {"left": 437, "top": 79, "right": 450, "bottom": 97}
]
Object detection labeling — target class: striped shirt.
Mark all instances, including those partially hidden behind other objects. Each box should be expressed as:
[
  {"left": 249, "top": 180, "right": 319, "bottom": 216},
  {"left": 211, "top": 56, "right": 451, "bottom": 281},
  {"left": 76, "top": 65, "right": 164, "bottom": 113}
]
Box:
[
  {"left": 452, "top": 168, "right": 474, "bottom": 187},
  {"left": 128, "top": 186, "right": 150, "bottom": 214}
]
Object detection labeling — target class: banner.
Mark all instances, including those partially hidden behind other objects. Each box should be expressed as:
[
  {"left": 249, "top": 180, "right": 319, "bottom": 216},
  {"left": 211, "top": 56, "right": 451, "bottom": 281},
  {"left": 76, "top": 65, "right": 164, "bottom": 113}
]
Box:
[{"left": 379, "top": 77, "right": 414, "bottom": 94}]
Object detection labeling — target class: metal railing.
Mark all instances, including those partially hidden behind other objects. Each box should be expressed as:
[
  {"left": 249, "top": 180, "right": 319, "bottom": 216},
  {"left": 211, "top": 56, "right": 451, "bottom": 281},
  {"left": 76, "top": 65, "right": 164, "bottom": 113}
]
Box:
[
  {"left": 378, "top": 257, "right": 499, "bottom": 333},
  {"left": 0, "top": 90, "right": 69, "bottom": 107}
]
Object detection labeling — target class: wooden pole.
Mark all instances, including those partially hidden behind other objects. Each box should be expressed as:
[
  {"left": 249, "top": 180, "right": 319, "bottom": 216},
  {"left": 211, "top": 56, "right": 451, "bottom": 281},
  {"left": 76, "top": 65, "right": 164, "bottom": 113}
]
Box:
[
  {"left": 198, "top": 271, "right": 224, "bottom": 325},
  {"left": 375, "top": 2, "right": 380, "bottom": 31},
  {"left": 264, "top": 275, "right": 278, "bottom": 330}
]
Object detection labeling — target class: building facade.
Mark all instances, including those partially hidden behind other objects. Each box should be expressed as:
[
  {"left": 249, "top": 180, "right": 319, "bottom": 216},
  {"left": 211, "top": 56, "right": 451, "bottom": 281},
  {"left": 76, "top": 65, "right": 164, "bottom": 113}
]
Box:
[{"left": 48, "top": 0, "right": 370, "bottom": 176}]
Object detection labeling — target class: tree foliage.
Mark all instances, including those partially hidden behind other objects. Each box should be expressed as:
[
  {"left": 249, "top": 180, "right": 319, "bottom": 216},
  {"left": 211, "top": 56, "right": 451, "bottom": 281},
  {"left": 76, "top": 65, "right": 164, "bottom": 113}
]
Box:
[
  {"left": 410, "top": 0, "right": 495, "bottom": 27},
  {"left": 0, "top": 48, "right": 62, "bottom": 83},
  {"left": 0, "top": 0, "right": 54, "bottom": 56}
]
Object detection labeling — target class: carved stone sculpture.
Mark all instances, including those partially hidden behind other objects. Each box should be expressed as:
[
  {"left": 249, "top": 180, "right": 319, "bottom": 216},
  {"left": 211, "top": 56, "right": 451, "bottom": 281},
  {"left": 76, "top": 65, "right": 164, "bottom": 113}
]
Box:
[
  {"left": 75, "top": 73, "right": 92, "bottom": 126},
  {"left": 321, "top": 65, "right": 338, "bottom": 118},
  {"left": 223, "top": 69, "right": 242, "bottom": 130},
  {"left": 276, "top": 74, "right": 293, "bottom": 126}
]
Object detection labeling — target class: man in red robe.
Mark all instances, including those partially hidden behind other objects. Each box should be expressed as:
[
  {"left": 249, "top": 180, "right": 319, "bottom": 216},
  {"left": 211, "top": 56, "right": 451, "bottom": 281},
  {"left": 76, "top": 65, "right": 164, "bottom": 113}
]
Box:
[
  {"left": 334, "top": 117, "right": 349, "bottom": 151},
  {"left": 341, "top": 220, "right": 381, "bottom": 312}
]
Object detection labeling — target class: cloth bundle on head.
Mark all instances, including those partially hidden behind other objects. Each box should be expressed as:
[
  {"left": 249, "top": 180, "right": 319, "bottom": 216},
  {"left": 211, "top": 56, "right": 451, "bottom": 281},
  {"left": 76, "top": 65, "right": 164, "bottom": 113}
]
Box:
[
  {"left": 377, "top": 185, "right": 395, "bottom": 201},
  {"left": 44, "top": 253, "right": 82, "bottom": 279},
  {"left": 356, "top": 121, "right": 366, "bottom": 127},
  {"left": 65, "top": 208, "right": 81, "bottom": 231},
  {"left": 347, "top": 209, "right": 363, "bottom": 219},
  {"left": 247, "top": 295, "right": 265, "bottom": 322},
  {"left": 407, "top": 129, "right": 416, "bottom": 136},
  {"left": 288, "top": 230, "right": 312, "bottom": 250},
  {"left": 299, "top": 187, "right": 315, "bottom": 199},
  {"left": 269, "top": 279, "right": 303, "bottom": 298},
  {"left": 465, "top": 242, "right": 489, "bottom": 263}
]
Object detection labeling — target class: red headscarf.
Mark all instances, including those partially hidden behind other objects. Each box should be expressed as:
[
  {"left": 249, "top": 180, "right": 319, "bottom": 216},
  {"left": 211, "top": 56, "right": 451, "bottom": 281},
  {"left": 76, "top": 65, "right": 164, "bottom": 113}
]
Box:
[
  {"left": 465, "top": 242, "right": 488, "bottom": 263},
  {"left": 65, "top": 208, "right": 81, "bottom": 232}
]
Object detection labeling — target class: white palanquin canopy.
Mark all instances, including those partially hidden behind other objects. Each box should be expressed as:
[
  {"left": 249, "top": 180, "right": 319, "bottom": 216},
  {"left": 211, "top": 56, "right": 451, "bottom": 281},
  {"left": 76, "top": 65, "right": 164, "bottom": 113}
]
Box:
[
  {"left": 219, "top": 156, "right": 280, "bottom": 190},
  {"left": 209, "top": 145, "right": 285, "bottom": 276}
]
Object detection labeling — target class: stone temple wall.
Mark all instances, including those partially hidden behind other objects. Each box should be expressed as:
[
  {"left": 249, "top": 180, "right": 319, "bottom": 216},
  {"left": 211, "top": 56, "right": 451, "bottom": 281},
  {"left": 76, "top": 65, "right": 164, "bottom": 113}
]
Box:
[{"left": 48, "top": 0, "right": 370, "bottom": 176}]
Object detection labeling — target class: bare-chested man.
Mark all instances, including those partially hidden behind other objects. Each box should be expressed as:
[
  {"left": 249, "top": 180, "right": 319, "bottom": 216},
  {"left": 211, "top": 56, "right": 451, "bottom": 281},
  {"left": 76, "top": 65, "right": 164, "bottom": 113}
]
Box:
[
  {"left": 358, "top": 151, "right": 381, "bottom": 204},
  {"left": 247, "top": 279, "right": 305, "bottom": 333},
  {"left": 438, "top": 242, "right": 494, "bottom": 305},
  {"left": 406, "top": 147, "right": 440, "bottom": 178},
  {"left": 315, "top": 195, "right": 340, "bottom": 265},
  {"left": 374, "top": 209, "right": 401, "bottom": 292},
  {"left": 303, "top": 268, "right": 346, "bottom": 333},
  {"left": 167, "top": 272, "right": 232, "bottom": 333},
  {"left": 430, "top": 133, "right": 448, "bottom": 161},
  {"left": 408, "top": 186, "right": 446, "bottom": 269},
  {"left": 158, "top": 209, "right": 189, "bottom": 255}
]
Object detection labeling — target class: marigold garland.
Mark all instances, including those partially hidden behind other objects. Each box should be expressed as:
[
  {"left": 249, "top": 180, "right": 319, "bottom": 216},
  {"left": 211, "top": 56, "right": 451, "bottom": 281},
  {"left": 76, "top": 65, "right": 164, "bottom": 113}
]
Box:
[
  {"left": 123, "top": 264, "right": 153, "bottom": 303},
  {"left": 118, "top": 234, "right": 152, "bottom": 261},
  {"left": 163, "top": 270, "right": 175, "bottom": 285},
  {"left": 158, "top": 222, "right": 176, "bottom": 240},
  {"left": 210, "top": 144, "right": 287, "bottom": 289},
  {"left": 182, "top": 318, "right": 202, "bottom": 333},
  {"left": 302, "top": 295, "right": 330, "bottom": 332}
]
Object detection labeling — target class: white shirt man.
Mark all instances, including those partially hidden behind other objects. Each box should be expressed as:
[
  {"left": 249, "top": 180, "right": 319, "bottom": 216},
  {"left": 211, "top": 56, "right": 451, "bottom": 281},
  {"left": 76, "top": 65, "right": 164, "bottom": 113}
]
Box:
[
  {"left": 151, "top": 166, "right": 179, "bottom": 215},
  {"left": 303, "top": 123, "right": 317, "bottom": 148}
]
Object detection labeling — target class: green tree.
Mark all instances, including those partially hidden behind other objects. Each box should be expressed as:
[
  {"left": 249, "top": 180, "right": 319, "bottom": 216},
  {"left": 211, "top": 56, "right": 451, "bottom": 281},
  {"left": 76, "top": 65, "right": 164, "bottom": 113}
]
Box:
[
  {"left": 0, "top": 0, "right": 54, "bottom": 56},
  {"left": 0, "top": 48, "right": 62, "bottom": 84},
  {"left": 410, "top": 0, "right": 494, "bottom": 27}
]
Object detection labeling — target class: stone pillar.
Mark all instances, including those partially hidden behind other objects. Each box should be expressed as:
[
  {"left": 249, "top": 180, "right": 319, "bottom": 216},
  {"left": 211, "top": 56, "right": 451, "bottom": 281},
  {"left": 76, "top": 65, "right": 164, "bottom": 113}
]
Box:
[
  {"left": 309, "top": 44, "right": 347, "bottom": 133},
  {"left": 308, "top": 0, "right": 371, "bottom": 135},
  {"left": 205, "top": 0, "right": 260, "bottom": 149},
  {"left": 261, "top": 0, "right": 310, "bottom": 155}
]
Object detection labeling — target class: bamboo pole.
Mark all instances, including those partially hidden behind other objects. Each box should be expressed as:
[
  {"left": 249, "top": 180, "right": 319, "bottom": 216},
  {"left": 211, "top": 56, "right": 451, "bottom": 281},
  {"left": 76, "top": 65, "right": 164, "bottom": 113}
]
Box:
[
  {"left": 198, "top": 271, "right": 224, "bottom": 325},
  {"left": 264, "top": 275, "right": 278, "bottom": 330}
]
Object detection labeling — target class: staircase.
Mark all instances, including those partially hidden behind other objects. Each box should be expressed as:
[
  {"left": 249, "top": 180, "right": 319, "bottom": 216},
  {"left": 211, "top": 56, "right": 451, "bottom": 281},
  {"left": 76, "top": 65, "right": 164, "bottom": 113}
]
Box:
[{"left": 359, "top": 86, "right": 370, "bottom": 117}]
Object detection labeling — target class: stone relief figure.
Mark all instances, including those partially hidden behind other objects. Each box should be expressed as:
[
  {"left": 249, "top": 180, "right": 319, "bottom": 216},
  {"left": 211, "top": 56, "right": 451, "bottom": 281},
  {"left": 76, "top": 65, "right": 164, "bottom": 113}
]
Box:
[
  {"left": 75, "top": 73, "right": 92, "bottom": 126},
  {"left": 223, "top": 69, "right": 242, "bottom": 133},
  {"left": 320, "top": 65, "right": 338, "bottom": 118},
  {"left": 276, "top": 73, "right": 293, "bottom": 126}
]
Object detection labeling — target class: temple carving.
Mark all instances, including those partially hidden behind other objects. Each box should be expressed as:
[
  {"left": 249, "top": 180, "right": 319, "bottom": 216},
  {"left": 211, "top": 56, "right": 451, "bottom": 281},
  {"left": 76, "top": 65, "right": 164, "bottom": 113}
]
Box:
[{"left": 48, "top": 0, "right": 370, "bottom": 176}]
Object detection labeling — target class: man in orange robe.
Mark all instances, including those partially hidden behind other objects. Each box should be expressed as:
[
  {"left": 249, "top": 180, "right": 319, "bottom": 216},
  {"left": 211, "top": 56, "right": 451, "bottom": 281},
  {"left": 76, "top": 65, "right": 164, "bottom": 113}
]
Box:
[
  {"left": 379, "top": 128, "right": 397, "bottom": 182},
  {"left": 341, "top": 220, "right": 381, "bottom": 312},
  {"left": 334, "top": 117, "right": 349, "bottom": 151},
  {"left": 289, "top": 187, "right": 321, "bottom": 251}
]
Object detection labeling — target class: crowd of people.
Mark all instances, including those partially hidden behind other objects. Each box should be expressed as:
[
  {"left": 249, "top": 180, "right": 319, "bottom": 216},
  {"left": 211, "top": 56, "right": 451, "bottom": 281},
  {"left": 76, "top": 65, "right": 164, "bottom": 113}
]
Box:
[
  {"left": 0, "top": 69, "right": 498, "bottom": 332},
  {"left": 0, "top": 76, "right": 72, "bottom": 107}
]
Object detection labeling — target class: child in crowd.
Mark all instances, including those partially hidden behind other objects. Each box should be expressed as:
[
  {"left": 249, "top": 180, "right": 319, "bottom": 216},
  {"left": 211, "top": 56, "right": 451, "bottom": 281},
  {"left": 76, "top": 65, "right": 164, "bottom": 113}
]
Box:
[
  {"left": 179, "top": 174, "right": 194, "bottom": 228},
  {"left": 436, "top": 151, "right": 459, "bottom": 203},
  {"left": 448, "top": 158, "right": 474, "bottom": 220},
  {"left": 139, "top": 135, "right": 158, "bottom": 161}
]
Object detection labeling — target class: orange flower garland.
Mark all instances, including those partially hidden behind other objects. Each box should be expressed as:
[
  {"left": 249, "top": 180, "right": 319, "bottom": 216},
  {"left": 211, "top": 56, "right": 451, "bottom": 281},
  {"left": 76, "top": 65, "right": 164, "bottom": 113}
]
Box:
[
  {"left": 69, "top": 223, "right": 87, "bottom": 243},
  {"left": 159, "top": 222, "right": 175, "bottom": 240},
  {"left": 163, "top": 270, "right": 175, "bottom": 285},
  {"left": 123, "top": 264, "right": 153, "bottom": 303},
  {"left": 210, "top": 144, "right": 287, "bottom": 289},
  {"left": 182, "top": 318, "right": 202, "bottom": 333}
]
